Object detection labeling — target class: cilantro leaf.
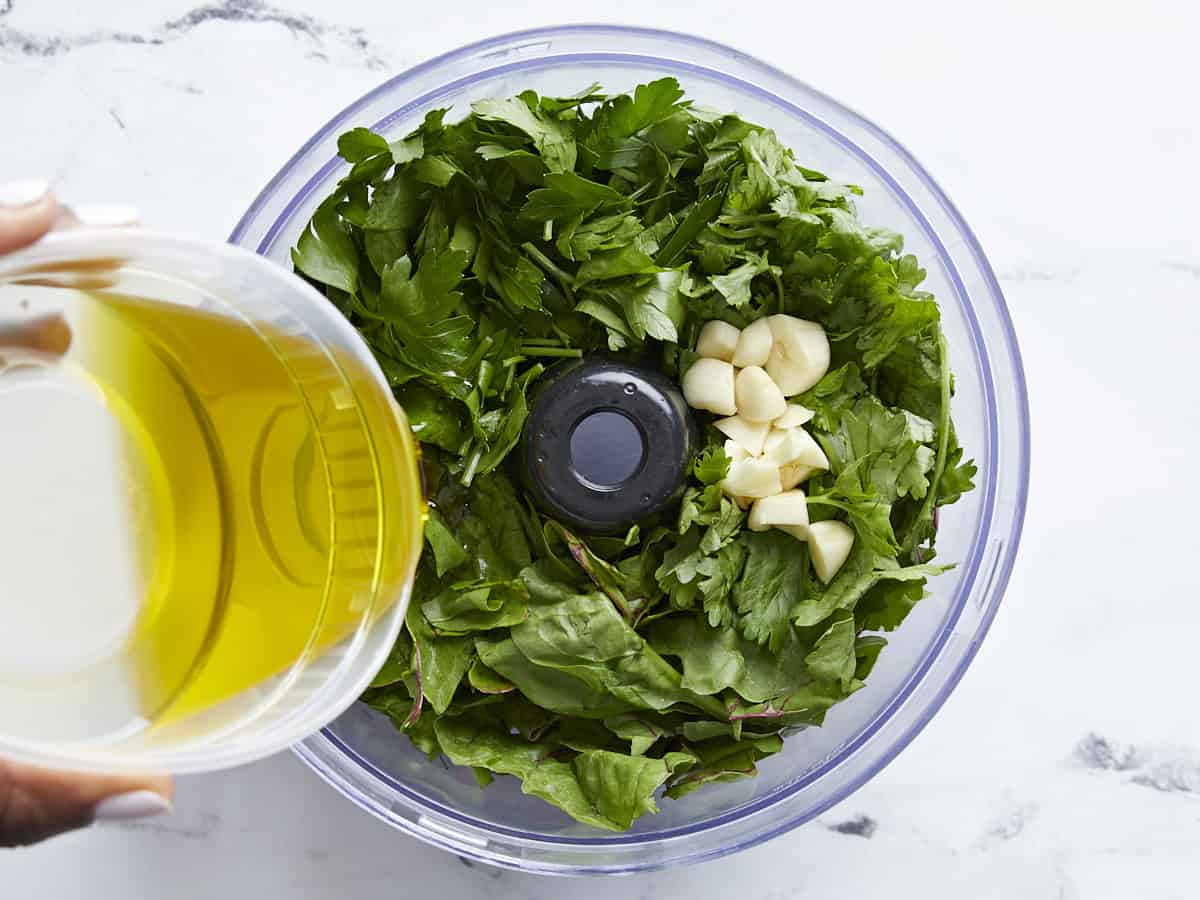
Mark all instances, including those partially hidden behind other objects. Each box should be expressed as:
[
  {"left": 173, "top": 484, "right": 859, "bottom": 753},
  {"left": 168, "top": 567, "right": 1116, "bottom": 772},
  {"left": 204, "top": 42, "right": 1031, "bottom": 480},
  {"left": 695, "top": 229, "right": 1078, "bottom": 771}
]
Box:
[
  {"left": 710, "top": 252, "right": 773, "bottom": 307},
  {"left": 693, "top": 444, "right": 731, "bottom": 486},
  {"left": 734, "top": 531, "right": 808, "bottom": 652},
  {"left": 618, "top": 269, "right": 686, "bottom": 342},
  {"left": 799, "top": 363, "right": 868, "bottom": 431}
]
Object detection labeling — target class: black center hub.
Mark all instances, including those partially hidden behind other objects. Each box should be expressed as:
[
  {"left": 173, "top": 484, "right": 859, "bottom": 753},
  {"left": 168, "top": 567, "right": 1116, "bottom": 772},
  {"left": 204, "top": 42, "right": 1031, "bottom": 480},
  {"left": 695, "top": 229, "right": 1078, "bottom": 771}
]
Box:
[{"left": 520, "top": 357, "right": 699, "bottom": 534}]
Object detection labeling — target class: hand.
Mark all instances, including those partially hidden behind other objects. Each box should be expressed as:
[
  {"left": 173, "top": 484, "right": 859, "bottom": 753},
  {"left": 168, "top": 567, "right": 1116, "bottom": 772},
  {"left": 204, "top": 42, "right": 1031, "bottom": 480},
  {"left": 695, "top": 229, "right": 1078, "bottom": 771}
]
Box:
[{"left": 0, "top": 179, "right": 173, "bottom": 847}]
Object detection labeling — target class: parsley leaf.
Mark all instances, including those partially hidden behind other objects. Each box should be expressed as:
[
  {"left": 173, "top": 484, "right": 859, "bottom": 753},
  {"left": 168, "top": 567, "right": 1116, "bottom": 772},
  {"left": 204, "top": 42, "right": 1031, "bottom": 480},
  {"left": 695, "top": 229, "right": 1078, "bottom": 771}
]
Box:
[
  {"left": 519, "top": 172, "right": 632, "bottom": 223},
  {"left": 472, "top": 96, "right": 577, "bottom": 173},
  {"left": 291, "top": 196, "right": 359, "bottom": 294}
]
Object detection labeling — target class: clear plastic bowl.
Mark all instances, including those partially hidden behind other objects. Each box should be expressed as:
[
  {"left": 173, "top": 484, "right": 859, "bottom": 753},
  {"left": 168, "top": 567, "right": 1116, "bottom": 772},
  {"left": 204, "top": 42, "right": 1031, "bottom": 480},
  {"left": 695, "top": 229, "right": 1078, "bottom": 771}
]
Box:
[{"left": 230, "top": 25, "right": 1029, "bottom": 875}]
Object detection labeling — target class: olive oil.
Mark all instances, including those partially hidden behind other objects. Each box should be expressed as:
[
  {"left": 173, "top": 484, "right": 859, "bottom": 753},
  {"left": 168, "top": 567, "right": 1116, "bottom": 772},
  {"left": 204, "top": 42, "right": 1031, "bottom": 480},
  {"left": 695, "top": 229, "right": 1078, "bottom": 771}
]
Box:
[{"left": 0, "top": 286, "right": 420, "bottom": 745}]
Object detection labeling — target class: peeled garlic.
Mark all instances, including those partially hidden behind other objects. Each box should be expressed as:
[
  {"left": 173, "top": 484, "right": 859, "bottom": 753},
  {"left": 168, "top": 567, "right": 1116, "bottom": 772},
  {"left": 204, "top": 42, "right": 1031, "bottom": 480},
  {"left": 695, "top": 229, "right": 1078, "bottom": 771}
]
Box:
[
  {"left": 731, "top": 317, "right": 773, "bottom": 368},
  {"left": 748, "top": 490, "right": 810, "bottom": 532},
  {"left": 765, "top": 316, "right": 830, "bottom": 395},
  {"left": 762, "top": 426, "right": 829, "bottom": 470},
  {"left": 696, "top": 320, "right": 741, "bottom": 361},
  {"left": 721, "top": 458, "right": 782, "bottom": 499},
  {"left": 762, "top": 428, "right": 801, "bottom": 467},
  {"left": 764, "top": 344, "right": 813, "bottom": 396},
  {"left": 808, "top": 520, "right": 855, "bottom": 582},
  {"left": 777, "top": 524, "right": 810, "bottom": 541},
  {"left": 774, "top": 403, "right": 815, "bottom": 429},
  {"left": 768, "top": 315, "right": 830, "bottom": 367},
  {"left": 734, "top": 366, "right": 787, "bottom": 423},
  {"left": 715, "top": 415, "right": 770, "bottom": 457},
  {"left": 780, "top": 461, "right": 818, "bottom": 490},
  {"left": 682, "top": 358, "right": 738, "bottom": 415},
  {"left": 723, "top": 438, "right": 752, "bottom": 463}
]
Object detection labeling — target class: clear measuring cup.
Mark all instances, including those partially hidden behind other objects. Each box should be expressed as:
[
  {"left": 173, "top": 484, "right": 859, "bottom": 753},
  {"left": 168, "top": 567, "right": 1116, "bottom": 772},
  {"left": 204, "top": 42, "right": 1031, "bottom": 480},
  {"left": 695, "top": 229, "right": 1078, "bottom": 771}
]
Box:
[{"left": 0, "top": 228, "right": 424, "bottom": 774}]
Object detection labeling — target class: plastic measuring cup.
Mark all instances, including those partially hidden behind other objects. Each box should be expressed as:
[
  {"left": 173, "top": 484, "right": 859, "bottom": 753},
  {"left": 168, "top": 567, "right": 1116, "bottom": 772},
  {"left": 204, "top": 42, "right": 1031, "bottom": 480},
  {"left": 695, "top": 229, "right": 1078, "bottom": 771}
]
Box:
[{"left": 0, "top": 228, "right": 424, "bottom": 774}]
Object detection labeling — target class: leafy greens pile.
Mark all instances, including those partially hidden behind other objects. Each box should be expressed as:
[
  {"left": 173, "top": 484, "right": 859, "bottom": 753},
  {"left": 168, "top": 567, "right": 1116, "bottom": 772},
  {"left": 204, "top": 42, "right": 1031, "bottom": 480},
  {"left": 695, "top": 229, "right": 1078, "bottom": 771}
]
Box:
[{"left": 292, "top": 79, "right": 976, "bottom": 831}]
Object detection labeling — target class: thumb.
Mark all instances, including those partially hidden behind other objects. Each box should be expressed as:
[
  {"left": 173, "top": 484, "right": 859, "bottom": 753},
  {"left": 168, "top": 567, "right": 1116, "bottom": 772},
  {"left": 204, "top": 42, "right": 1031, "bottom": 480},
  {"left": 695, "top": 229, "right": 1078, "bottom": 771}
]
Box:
[
  {"left": 0, "top": 180, "right": 59, "bottom": 255},
  {"left": 0, "top": 758, "right": 172, "bottom": 847}
]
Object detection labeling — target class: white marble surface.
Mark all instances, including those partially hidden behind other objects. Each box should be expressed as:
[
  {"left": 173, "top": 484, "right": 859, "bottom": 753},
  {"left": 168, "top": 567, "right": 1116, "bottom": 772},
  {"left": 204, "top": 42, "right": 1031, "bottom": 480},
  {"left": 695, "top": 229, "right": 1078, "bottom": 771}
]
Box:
[{"left": 2, "top": 0, "right": 1198, "bottom": 895}]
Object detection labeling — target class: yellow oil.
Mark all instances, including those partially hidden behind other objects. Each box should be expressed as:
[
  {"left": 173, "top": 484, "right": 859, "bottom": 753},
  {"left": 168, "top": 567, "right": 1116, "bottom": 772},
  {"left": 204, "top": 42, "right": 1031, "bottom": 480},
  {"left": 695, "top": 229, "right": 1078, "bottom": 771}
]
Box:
[{"left": 0, "top": 288, "right": 422, "bottom": 744}]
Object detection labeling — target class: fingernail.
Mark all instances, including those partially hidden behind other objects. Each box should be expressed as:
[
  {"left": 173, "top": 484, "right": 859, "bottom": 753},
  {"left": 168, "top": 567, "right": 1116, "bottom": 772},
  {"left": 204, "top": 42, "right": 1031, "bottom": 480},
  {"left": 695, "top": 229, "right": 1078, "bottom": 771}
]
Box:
[
  {"left": 92, "top": 790, "right": 172, "bottom": 823},
  {"left": 71, "top": 204, "right": 140, "bottom": 228},
  {"left": 0, "top": 179, "right": 50, "bottom": 209}
]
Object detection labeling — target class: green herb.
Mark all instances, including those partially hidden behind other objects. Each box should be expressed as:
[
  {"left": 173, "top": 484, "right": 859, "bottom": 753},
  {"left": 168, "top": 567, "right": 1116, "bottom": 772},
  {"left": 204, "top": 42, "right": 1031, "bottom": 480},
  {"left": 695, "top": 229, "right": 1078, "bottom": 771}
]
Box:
[{"left": 297, "top": 79, "right": 975, "bottom": 831}]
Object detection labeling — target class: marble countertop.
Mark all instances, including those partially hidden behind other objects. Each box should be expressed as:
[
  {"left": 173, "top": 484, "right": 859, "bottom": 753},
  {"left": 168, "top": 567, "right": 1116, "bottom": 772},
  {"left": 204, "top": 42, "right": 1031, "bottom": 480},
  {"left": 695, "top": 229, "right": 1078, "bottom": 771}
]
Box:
[{"left": 3, "top": 1, "right": 1198, "bottom": 896}]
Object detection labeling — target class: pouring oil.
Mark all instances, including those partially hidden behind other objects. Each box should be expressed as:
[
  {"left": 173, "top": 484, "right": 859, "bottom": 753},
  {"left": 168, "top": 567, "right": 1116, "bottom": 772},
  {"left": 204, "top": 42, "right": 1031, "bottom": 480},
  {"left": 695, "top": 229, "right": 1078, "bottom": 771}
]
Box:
[{"left": 0, "top": 285, "right": 417, "bottom": 745}]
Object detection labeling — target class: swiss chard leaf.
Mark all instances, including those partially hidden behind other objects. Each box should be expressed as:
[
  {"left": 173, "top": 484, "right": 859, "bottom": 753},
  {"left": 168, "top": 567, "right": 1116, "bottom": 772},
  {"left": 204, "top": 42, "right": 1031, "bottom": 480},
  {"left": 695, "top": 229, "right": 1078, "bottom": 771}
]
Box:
[
  {"left": 423, "top": 508, "right": 468, "bottom": 576},
  {"left": 406, "top": 604, "right": 472, "bottom": 715}
]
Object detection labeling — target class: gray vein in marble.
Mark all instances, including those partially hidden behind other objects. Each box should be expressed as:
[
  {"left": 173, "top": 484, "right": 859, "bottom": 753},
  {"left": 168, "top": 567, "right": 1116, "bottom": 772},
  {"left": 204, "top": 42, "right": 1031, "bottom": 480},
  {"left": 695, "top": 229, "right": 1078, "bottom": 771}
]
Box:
[
  {"left": 984, "top": 803, "right": 1035, "bottom": 843},
  {"left": 1129, "top": 759, "right": 1200, "bottom": 794},
  {"left": 107, "top": 810, "right": 222, "bottom": 840},
  {"left": 1054, "top": 858, "right": 1079, "bottom": 900},
  {"left": 1073, "top": 732, "right": 1144, "bottom": 771},
  {"left": 161, "top": 80, "right": 206, "bottom": 96},
  {"left": 0, "top": 22, "right": 160, "bottom": 56},
  {"left": 1073, "top": 732, "right": 1200, "bottom": 796},
  {"left": 1167, "top": 261, "right": 1200, "bottom": 278},
  {"left": 0, "top": 0, "right": 387, "bottom": 69},
  {"left": 826, "top": 813, "right": 876, "bottom": 838}
]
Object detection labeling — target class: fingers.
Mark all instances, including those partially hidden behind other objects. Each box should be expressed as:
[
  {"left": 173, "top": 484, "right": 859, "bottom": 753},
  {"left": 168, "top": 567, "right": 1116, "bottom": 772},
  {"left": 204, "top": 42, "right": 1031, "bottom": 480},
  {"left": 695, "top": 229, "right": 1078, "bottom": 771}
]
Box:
[
  {"left": 0, "top": 314, "right": 73, "bottom": 357},
  {"left": 0, "top": 758, "right": 172, "bottom": 847},
  {"left": 0, "top": 180, "right": 59, "bottom": 255},
  {"left": 0, "top": 188, "right": 168, "bottom": 849}
]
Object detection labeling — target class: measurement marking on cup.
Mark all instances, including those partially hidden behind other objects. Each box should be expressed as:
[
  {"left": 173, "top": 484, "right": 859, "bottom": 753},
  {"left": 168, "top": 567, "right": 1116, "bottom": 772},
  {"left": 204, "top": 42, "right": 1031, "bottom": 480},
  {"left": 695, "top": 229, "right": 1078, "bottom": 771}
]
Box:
[
  {"left": 332, "top": 477, "right": 375, "bottom": 490},
  {"left": 326, "top": 448, "right": 370, "bottom": 462}
]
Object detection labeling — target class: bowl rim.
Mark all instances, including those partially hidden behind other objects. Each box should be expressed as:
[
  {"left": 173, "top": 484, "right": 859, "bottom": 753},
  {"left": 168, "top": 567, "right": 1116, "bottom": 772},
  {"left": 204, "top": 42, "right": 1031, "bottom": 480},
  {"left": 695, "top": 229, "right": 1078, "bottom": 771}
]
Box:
[{"left": 232, "top": 22, "right": 1030, "bottom": 873}]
